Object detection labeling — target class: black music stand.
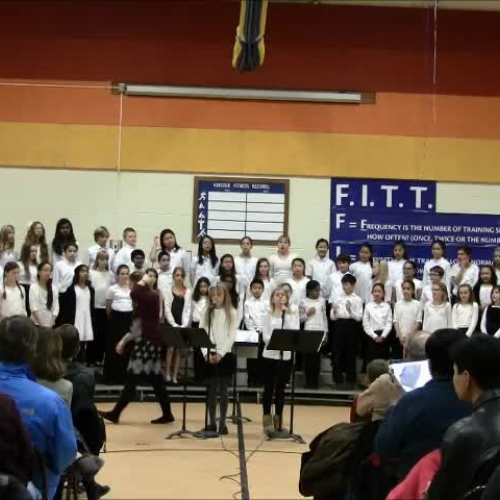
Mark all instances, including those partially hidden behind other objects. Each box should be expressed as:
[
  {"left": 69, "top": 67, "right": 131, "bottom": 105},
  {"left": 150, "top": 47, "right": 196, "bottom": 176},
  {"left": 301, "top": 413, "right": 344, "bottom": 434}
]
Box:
[
  {"left": 163, "top": 326, "right": 214, "bottom": 440},
  {"left": 267, "top": 328, "right": 324, "bottom": 444}
]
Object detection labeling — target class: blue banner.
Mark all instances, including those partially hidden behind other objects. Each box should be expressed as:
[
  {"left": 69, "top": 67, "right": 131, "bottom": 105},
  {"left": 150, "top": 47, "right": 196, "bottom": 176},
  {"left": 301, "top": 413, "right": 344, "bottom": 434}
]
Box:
[{"left": 329, "top": 178, "right": 500, "bottom": 276}]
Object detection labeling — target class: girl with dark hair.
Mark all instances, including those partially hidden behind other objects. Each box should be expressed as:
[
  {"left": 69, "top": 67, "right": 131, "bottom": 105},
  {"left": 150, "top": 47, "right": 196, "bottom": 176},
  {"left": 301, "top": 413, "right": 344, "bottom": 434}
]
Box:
[
  {"left": 480, "top": 286, "right": 500, "bottom": 338},
  {"left": 218, "top": 253, "right": 245, "bottom": 302},
  {"left": 101, "top": 272, "right": 175, "bottom": 425},
  {"left": 235, "top": 236, "right": 257, "bottom": 290},
  {"left": 350, "top": 243, "right": 374, "bottom": 304},
  {"left": 51, "top": 218, "right": 77, "bottom": 264},
  {"left": 473, "top": 265, "right": 497, "bottom": 310},
  {"left": 88, "top": 251, "right": 113, "bottom": 365},
  {"left": 29, "top": 262, "right": 59, "bottom": 328},
  {"left": 0, "top": 224, "right": 17, "bottom": 267},
  {"left": 422, "top": 239, "right": 451, "bottom": 290},
  {"left": 191, "top": 235, "right": 219, "bottom": 286},
  {"left": 253, "top": 257, "right": 276, "bottom": 302},
  {"left": 286, "top": 257, "right": 310, "bottom": 307},
  {"left": 24, "top": 221, "right": 49, "bottom": 264},
  {"left": 388, "top": 240, "right": 408, "bottom": 283},
  {"left": 150, "top": 229, "right": 191, "bottom": 284},
  {"left": 494, "top": 247, "right": 500, "bottom": 283},
  {"left": 306, "top": 238, "right": 335, "bottom": 297},
  {"left": 104, "top": 264, "right": 133, "bottom": 384},
  {"left": 191, "top": 277, "right": 211, "bottom": 383},
  {"left": 0, "top": 262, "right": 27, "bottom": 320},
  {"left": 393, "top": 280, "right": 422, "bottom": 357},
  {"left": 18, "top": 242, "right": 38, "bottom": 315},
  {"left": 31, "top": 328, "right": 73, "bottom": 406},
  {"left": 269, "top": 235, "right": 297, "bottom": 285}
]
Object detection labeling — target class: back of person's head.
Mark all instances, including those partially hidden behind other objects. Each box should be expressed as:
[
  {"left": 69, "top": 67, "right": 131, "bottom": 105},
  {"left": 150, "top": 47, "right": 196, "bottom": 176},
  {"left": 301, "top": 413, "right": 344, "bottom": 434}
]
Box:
[
  {"left": 57, "top": 324, "right": 81, "bottom": 361},
  {"left": 406, "top": 332, "right": 430, "bottom": 361},
  {"left": 0, "top": 316, "right": 38, "bottom": 364},
  {"left": 453, "top": 335, "right": 500, "bottom": 392},
  {"left": 31, "top": 328, "right": 64, "bottom": 382},
  {"left": 425, "top": 328, "right": 464, "bottom": 378},
  {"left": 367, "top": 359, "right": 390, "bottom": 383},
  {"left": 341, "top": 274, "right": 356, "bottom": 286}
]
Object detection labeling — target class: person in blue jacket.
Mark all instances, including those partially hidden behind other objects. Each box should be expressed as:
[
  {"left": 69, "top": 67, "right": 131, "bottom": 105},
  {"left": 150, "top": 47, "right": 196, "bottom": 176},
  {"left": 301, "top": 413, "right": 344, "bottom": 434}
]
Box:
[
  {"left": 0, "top": 315, "right": 76, "bottom": 500},
  {"left": 374, "top": 328, "right": 471, "bottom": 481}
]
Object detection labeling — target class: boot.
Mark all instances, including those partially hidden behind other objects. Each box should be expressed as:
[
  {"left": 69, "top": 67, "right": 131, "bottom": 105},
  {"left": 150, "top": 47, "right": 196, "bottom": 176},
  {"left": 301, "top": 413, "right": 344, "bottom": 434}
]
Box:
[
  {"left": 273, "top": 414, "right": 288, "bottom": 433},
  {"left": 262, "top": 414, "right": 274, "bottom": 436}
]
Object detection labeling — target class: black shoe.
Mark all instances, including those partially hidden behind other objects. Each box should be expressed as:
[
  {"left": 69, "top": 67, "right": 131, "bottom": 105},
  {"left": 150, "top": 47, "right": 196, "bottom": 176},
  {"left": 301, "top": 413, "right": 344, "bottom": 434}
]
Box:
[
  {"left": 96, "top": 483, "right": 111, "bottom": 499},
  {"left": 99, "top": 411, "right": 119, "bottom": 425},
  {"left": 151, "top": 413, "right": 175, "bottom": 424},
  {"left": 218, "top": 424, "right": 229, "bottom": 435},
  {"left": 203, "top": 424, "right": 217, "bottom": 432}
]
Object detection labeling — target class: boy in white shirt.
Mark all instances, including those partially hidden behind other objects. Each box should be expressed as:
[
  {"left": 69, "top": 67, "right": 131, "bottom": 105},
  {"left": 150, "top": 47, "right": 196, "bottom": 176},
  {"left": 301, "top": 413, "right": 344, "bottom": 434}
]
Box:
[
  {"left": 330, "top": 274, "right": 363, "bottom": 387},
  {"left": 244, "top": 279, "right": 268, "bottom": 333},
  {"left": 421, "top": 266, "right": 445, "bottom": 307},
  {"left": 130, "top": 249, "right": 147, "bottom": 275},
  {"left": 87, "top": 226, "right": 115, "bottom": 270},
  {"left": 325, "top": 253, "right": 352, "bottom": 304},
  {"left": 113, "top": 227, "right": 137, "bottom": 273},
  {"left": 450, "top": 246, "right": 479, "bottom": 302},
  {"left": 156, "top": 251, "right": 173, "bottom": 297}
]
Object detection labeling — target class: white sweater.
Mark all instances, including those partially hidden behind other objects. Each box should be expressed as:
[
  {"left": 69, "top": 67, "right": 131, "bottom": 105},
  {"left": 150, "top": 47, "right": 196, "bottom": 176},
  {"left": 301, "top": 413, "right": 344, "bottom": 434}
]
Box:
[
  {"left": 200, "top": 307, "right": 237, "bottom": 358},
  {"left": 262, "top": 305, "right": 300, "bottom": 361},
  {"left": 423, "top": 302, "right": 452, "bottom": 333},
  {"left": 452, "top": 302, "right": 479, "bottom": 337},
  {"left": 29, "top": 283, "right": 59, "bottom": 327},
  {"left": 0, "top": 285, "right": 27, "bottom": 319},
  {"left": 164, "top": 288, "right": 192, "bottom": 328}
]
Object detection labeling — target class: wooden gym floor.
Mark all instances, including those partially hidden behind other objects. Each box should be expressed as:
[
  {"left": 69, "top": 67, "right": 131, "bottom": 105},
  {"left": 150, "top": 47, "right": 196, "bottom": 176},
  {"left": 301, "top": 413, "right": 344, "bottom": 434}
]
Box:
[{"left": 96, "top": 402, "right": 349, "bottom": 499}]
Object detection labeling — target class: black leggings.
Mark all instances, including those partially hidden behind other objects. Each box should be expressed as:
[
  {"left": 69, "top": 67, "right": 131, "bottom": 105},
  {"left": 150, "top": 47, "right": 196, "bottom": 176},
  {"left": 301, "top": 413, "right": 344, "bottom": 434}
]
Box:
[
  {"left": 112, "top": 371, "right": 172, "bottom": 417},
  {"left": 262, "top": 357, "right": 291, "bottom": 416}
]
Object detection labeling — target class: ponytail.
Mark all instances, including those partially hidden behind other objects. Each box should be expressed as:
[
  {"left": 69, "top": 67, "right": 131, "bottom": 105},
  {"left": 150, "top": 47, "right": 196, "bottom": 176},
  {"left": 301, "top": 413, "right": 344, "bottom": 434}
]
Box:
[
  {"left": 17, "top": 282, "right": 25, "bottom": 300},
  {"left": 46, "top": 278, "right": 54, "bottom": 310},
  {"left": 2, "top": 274, "right": 5, "bottom": 300}
]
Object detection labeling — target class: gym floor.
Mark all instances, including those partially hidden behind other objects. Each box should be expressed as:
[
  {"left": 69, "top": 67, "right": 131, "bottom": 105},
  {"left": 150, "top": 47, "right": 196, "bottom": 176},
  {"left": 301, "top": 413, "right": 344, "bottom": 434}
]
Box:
[{"left": 96, "top": 402, "right": 349, "bottom": 499}]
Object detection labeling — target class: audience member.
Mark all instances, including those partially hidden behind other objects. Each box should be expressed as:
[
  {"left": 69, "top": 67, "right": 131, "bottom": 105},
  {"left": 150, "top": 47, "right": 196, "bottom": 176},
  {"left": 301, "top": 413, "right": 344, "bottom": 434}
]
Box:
[
  {"left": 356, "top": 360, "right": 404, "bottom": 422},
  {"left": 427, "top": 335, "right": 500, "bottom": 500},
  {"left": 0, "top": 316, "right": 76, "bottom": 499},
  {"left": 374, "top": 328, "right": 471, "bottom": 480}
]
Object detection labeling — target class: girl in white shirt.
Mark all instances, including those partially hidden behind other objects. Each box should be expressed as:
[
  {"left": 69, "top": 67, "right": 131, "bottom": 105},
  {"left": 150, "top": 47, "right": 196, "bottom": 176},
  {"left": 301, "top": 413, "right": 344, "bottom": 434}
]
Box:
[
  {"left": 269, "top": 235, "right": 297, "bottom": 285},
  {"left": 480, "top": 286, "right": 500, "bottom": 338},
  {"left": 300, "top": 280, "right": 328, "bottom": 389},
  {"left": 372, "top": 259, "right": 393, "bottom": 303},
  {"left": 164, "top": 267, "right": 192, "bottom": 384},
  {"left": 191, "top": 235, "right": 219, "bottom": 286},
  {"left": 423, "top": 282, "right": 452, "bottom": 333},
  {"left": 87, "top": 226, "right": 115, "bottom": 271},
  {"left": 388, "top": 240, "right": 407, "bottom": 284},
  {"left": 0, "top": 262, "right": 27, "bottom": 320},
  {"left": 89, "top": 251, "right": 113, "bottom": 366},
  {"left": 51, "top": 218, "right": 78, "bottom": 264},
  {"left": 191, "top": 277, "right": 211, "bottom": 383},
  {"left": 393, "top": 281, "right": 422, "bottom": 357},
  {"left": 494, "top": 247, "right": 500, "bottom": 283},
  {"left": 200, "top": 284, "right": 237, "bottom": 435},
  {"left": 393, "top": 260, "right": 423, "bottom": 303},
  {"left": 149, "top": 229, "right": 191, "bottom": 286},
  {"left": 450, "top": 246, "right": 479, "bottom": 302},
  {"left": 306, "top": 239, "right": 335, "bottom": 297},
  {"left": 422, "top": 239, "right": 451, "bottom": 289},
  {"left": 452, "top": 284, "right": 479, "bottom": 337},
  {"left": 30, "top": 262, "right": 59, "bottom": 328},
  {"left": 18, "top": 242, "right": 38, "bottom": 315},
  {"left": 363, "top": 283, "right": 393, "bottom": 362},
  {"left": 350, "top": 243, "right": 373, "bottom": 304},
  {"left": 261, "top": 288, "right": 300, "bottom": 435},
  {"left": 0, "top": 225, "right": 18, "bottom": 268},
  {"left": 252, "top": 258, "right": 276, "bottom": 303},
  {"left": 473, "top": 265, "right": 497, "bottom": 311},
  {"left": 104, "top": 264, "right": 133, "bottom": 384},
  {"left": 24, "top": 221, "right": 50, "bottom": 264},
  {"left": 234, "top": 236, "right": 258, "bottom": 291},
  {"left": 286, "top": 258, "right": 310, "bottom": 307}
]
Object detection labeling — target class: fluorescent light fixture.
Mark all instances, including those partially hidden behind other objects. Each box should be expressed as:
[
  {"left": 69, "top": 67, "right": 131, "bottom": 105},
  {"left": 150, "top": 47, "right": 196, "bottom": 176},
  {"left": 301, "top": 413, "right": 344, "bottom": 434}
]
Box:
[{"left": 115, "top": 83, "right": 373, "bottom": 104}]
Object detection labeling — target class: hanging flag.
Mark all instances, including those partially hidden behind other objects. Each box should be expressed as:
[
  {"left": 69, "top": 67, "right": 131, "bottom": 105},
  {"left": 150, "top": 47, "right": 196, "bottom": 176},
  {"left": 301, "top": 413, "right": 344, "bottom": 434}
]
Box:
[{"left": 232, "top": 0, "right": 268, "bottom": 72}]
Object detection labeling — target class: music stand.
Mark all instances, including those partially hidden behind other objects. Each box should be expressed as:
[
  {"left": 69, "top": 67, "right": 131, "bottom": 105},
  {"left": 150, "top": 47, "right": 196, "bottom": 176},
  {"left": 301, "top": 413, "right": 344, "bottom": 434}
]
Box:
[
  {"left": 267, "top": 328, "right": 324, "bottom": 444},
  {"left": 163, "top": 326, "right": 214, "bottom": 440}
]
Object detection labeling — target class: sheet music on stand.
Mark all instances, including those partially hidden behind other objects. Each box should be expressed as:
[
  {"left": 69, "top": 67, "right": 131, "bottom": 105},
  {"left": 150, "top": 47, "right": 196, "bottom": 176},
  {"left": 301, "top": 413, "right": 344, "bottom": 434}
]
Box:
[{"left": 236, "top": 329, "right": 259, "bottom": 345}]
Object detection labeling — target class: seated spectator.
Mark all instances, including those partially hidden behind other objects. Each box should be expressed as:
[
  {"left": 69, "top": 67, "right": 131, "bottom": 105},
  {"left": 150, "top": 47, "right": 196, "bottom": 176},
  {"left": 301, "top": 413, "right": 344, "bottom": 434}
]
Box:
[
  {"left": 0, "top": 316, "right": 76, "bottom": 500},
  {"left": 0, "top": 391, "right": 34, "bottom": 487},
  {"left": 427, "top": 335, "right": 500, "bottom": 500},
  {"left": 404, "top": 331, "right": 430, "bottom": 361},
  {"left": 356, "top": 360, "right": 404, "bottom": 422},
  {"left": 374, "top": 328, "right": 471, "bottom": 481},
  {"left": 31, "top": 328, "right": 73, "bottom": 406}
]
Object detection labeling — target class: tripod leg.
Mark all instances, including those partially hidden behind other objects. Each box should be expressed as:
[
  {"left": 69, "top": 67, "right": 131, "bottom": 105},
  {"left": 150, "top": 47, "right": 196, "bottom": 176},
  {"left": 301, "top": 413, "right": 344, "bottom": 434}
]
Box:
[{"left": 290, "top": 352, "right": 297, "bottom": 434}]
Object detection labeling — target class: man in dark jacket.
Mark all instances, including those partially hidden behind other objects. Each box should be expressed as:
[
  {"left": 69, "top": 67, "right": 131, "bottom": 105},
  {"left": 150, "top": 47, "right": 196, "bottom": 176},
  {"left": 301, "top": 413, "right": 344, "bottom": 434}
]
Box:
[
  {"left": 427, "top": 335, "right": 500, "bottom": 500},
  {"left": 374, "top": 329, "right": 471, "bottom": 480}
]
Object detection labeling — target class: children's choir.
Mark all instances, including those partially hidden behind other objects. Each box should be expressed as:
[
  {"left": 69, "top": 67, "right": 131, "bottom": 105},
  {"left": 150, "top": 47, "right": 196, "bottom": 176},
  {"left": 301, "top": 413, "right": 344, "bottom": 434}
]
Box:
[{"left": 2, "top": 220, "right": 500, "bottom": 434}]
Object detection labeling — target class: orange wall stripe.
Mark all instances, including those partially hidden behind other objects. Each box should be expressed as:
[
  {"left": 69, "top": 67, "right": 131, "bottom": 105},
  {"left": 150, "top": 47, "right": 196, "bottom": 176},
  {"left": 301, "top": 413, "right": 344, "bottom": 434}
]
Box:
[{"left": 1, "top": 84, "right": 500, "bottom": 141}]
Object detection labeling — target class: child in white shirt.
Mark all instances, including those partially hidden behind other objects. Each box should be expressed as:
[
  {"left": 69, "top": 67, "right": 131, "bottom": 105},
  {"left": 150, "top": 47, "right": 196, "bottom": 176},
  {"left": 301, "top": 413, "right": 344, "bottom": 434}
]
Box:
[
  {"left": 113, "top": 227, "right": 137, "bottom": 273},
  {"left": 286, "top": 258, "right": 310, "bottom": 307},
  {"left": 393, "top": 280, "right": 422, "bottom": 358},
  {"left": 87, "top": 226, "right": 115, "bottom": 270},
  {"left": 325, "top": 253, "right": 352, "bottom": 305},
  {"left": 372, "top": 259, "right": 393, "bottom": 303},
  {"left": 422, "top": 239, "right": 451, "bottom": 289},
  {"left": 388, "top": 240, "right": 407, "bottom": 283},
  {"left": 350, "top": 243, "right": 373, "bottom": 304},
  {"left": 423, "top": 282, "right": 452, "bottom": 333},
  {"left": 251, "top": 257, "right": 276, "bottom": 304},
  {"left": 363, "top": 283, "right": 393, "bottom": 362},
  {"left": 268, "top": 235, "right": 297, "bottom": 285},
  {"left": 450, "top": 246, "right": 479, "bottom": 302},
  {"left": 300, "top": 280, "right": 328, "bottom": 389},
  {"left": 191, "top": 235, "right": 219, "bottom": 286},
  {"left": 235, "top": 236, "right": 257, "bottom": 291},
  {"left": 452, "top": 284, "right": 479, "bottom": 337},
  {"left": 244, "top": 279, "right": 268, "bottom": 333},
  {"left": 191, "top": 277, "right": 211, "bottom": 383},
  {"left": 421, "top": 265, "right": 445, "bottom": 307},
  {"left": 393, "top": 260, "right": 423, "bottom": 302},
  {"left": 156, "top": 251, "right": 173, "bottom": 297},
  {"left": 330, "top": 274, "right": 363, "bottom": 386},
  {"left": 0, "top": 262, "right": 27, "bottom": 320},
  {"left": 306, "top": 239, "right": 335, "bottom": 297}
]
